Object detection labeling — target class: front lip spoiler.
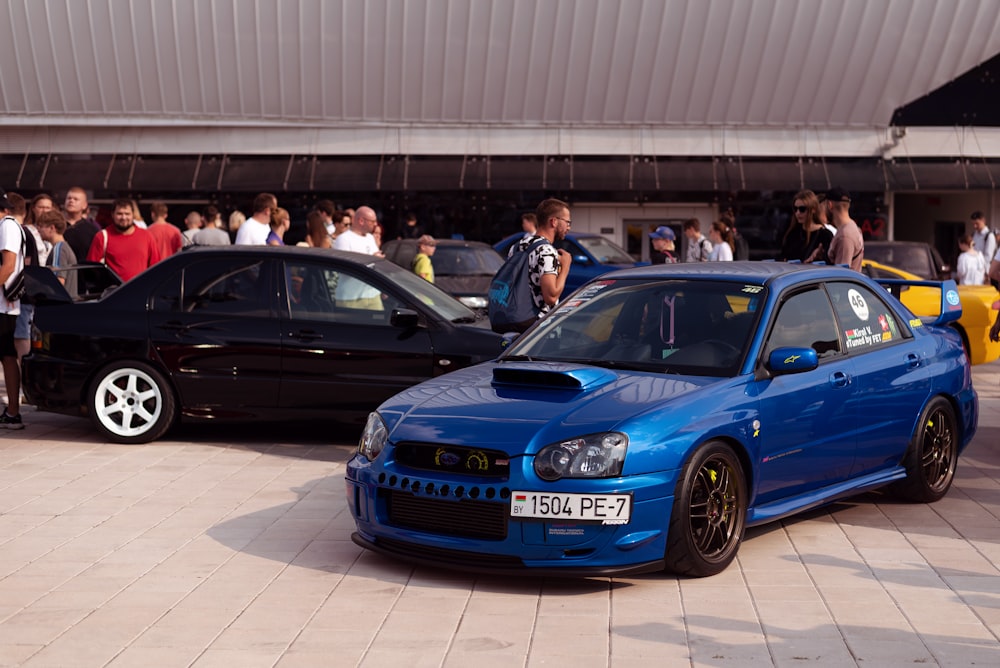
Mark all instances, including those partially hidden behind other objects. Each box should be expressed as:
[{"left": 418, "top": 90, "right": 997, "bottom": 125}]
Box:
[{"left": 351, "top": 532, "right": 665, "bottom": 578}]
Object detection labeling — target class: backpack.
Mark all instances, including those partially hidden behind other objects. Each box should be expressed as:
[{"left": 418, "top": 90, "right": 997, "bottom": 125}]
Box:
[
  {"left": 2, "top": 218, "right": 27, "bottom": 303},
  {"left": 488, "top": 238, "right": 548, "bottom": 334},
  {"left": 698, "top": 237, "right": 711, "bottom": 261},
  {"left": 733, "top": 233, "right": 750, "bottom": 261}
]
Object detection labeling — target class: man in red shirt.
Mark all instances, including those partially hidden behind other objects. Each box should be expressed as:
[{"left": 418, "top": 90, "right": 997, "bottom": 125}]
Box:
[
  {"left": 87, "top": 199, "right": 161, "bottom": 281},
  {"left": 146, "top": 201, "right": 183, "bottom": 260}
]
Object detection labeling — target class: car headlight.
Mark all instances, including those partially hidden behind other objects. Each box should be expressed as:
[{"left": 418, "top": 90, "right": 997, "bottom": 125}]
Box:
[
  {"left": 458, "top": 296, "right": 488, "bottom": 309},
  {"left": 534, "top": 432, "right": 628, "bottom": 481},
  {"left": 358, "top": 412, "right": 388, "bottom": 461}
]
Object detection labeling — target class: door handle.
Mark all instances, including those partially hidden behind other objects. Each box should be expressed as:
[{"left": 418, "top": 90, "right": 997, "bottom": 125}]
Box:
[
  {"left": 906, "top": 353, "right": 920, "bottom": 369},
  {"left": 291, "top": 329, "right": 324, "bottom": 341},
  {"left": 829, "top": 371, "right": 850, "bottom": 388},
  {"left": 157, "top": 320, "right": 189, "bottom": 333}
]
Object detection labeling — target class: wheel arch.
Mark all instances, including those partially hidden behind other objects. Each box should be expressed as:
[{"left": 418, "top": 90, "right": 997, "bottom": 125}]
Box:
[
  {"left": 693, "top": 434, "right": 756, "bottom": 503},
  {"left": 948, "top": 322, "right": 971, "bottom": 360}
]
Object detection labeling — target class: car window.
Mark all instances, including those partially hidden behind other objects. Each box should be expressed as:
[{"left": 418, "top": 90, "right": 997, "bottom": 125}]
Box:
[
  {"left": 285, "top": 261, "right": 404, "bottom": 326},
  {"left": 573, "top": 236, "right": 635, "bottom": 264},
  {"left": 866, "top": 245, "right": 932, "bottom": 279},
  {"left": 765, "top": 288, "right": 841, "bottom": 359},
  {"left": 558, "top": 239, "right": 592, "bottom": 264},
  {"left": 827, "top": 281, "right": 909, "bottom": 353},
  {"left": 151, "top": 259, "right": 271, "bottom": 316}
]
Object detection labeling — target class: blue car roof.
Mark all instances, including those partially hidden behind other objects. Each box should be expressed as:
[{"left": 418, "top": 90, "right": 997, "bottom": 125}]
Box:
[{"left": 593, "top": 260, "right": 862, "bottom": 287}]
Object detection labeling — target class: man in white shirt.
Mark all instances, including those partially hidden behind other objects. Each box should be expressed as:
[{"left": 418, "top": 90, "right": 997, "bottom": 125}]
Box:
[
  {"left": 333, "top": 205, "right": 384, "bottom": 308},
  {"left": 971, "top": 211, "right": 997, "bottom": 283},
  {"left": 234, "top": 193, "right": 277, "bottom": 245},
  {"left": 0, "top": 188, "right": 26, "bottom": 429},
  {"left": 333, "top": 205, "right": 383, "bottom": 257}
]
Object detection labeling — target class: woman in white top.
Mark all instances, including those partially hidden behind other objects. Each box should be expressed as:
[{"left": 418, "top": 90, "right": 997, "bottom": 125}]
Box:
[
  {"left": 708, "top": 220, "right": 735, "bottom": 261},
  {"left": 955, "top": 233, "right": 986, "bottom": 285}
]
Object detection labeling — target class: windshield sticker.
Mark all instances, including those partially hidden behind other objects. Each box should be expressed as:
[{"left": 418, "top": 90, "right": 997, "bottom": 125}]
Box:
[
  {"left": 742, "top": 285, "right": 764, "bottom": 294},
  {"left": 550, "top": 281, "right": 615, "bottom": 316},
  {"left": 847, "top": 288, "right": 869, "bottom": 321}
]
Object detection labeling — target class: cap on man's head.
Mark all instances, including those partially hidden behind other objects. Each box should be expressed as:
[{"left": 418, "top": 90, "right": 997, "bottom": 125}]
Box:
[
  {"left": 649, "top": 225, "right": 676, "bottom": 241},
  {"left": 825, "top": 187, "right": 851, "bottom": 203},
  {"left": 0, "top": 188, "right": 11, "bottom": 210},
  {"left": 417, "top": 234, "right": 436, "bottom": 246}
]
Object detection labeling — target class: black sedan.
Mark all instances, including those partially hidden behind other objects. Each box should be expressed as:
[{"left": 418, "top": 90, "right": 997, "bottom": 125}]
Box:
[{"left": 23, "top": 246, "right": 504, "bottom": 444}]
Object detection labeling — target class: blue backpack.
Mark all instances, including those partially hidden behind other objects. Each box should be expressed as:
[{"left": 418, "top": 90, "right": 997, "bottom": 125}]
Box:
[{"left": 488, "top": 238, "right": 548, "bottom": 334}]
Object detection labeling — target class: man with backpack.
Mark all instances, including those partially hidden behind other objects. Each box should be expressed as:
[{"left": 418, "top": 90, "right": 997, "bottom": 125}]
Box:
[
  {"left": 682, "top": 218, "right": 712, "bottom": 262},
  {"left": 489, "top": 198, "right": 572, "bottom": 333}
]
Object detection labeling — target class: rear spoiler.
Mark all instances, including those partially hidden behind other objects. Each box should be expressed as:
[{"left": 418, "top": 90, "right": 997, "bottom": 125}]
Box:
[{"left": 873, "top": 277, "right": 962, "bottom": 326}]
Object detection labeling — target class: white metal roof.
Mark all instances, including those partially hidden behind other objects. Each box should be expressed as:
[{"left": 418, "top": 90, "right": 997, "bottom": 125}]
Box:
[{"left": 2, "top": 0, "right": 1000, "bottom": 158}]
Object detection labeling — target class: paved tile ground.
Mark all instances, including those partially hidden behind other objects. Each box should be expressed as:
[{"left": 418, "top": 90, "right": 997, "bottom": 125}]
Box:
[{"left": 1, "top": 362, "right": 999, "bottom": 667}]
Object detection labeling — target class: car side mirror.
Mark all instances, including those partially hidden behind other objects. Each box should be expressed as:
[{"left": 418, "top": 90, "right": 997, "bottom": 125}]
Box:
[
  {"left": 390, "top": 308, "right": 420, "bottom": 328},
  {"left": 573, "top": 254, "right": 591, "bottom": 265},
  {"left": 767, "top": 347, "right": 819, "bottom": 375}
]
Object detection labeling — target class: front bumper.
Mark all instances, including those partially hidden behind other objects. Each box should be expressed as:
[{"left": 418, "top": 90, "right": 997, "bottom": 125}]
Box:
[{"left": 345, "top": 451, "right": 678, "bottom": 576}]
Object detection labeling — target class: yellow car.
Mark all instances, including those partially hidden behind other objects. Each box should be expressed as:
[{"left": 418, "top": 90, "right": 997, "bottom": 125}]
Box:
[{"left": 862, "top": 259, "right": 1000, "bottom": 365}]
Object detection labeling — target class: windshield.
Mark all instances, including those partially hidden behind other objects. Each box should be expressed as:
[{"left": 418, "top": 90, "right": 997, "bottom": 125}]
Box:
[
  {"left": 376, "top": 261, "right": 479, "bottom": 321},
  {"left": 503, "top": 278, "right": 765, "bottom": 377},
  {"left": 433, "top": 246, "right": 504, "bottom": 275},
  {"left": 573, "top": 236, "right": 635, "bottom": 264},
  {"left": 865, "top": 245, "right": 933, "bottom": 279}
]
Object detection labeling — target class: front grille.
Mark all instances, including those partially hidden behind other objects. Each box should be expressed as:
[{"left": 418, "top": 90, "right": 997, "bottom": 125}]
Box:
[
  {"left": 393, "top": 442, "right": 510, "bottom": 478},
  {"left": 386, "top": 490, "right": 507, "bottom": 540}
]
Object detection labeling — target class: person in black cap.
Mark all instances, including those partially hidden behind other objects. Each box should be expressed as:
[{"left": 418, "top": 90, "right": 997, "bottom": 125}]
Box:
[
  {"left": 0, "top": 188, "right": 26, "bottom": 429},
  {"left": 648, "top": 225, "right": 678, "bottom": 263},
  {"left": 825, "top": 186, "right": 864, "bottom": 272}
]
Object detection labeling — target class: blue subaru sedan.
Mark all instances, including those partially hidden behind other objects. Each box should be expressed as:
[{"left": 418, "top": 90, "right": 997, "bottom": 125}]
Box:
[{"left": 346, "top": 262, "right": 978, "bottom": 577}]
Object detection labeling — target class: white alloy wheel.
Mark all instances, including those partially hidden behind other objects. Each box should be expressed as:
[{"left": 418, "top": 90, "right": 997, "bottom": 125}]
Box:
[{"left": 90, "top": 362, "right": 175, "bottom": 443}]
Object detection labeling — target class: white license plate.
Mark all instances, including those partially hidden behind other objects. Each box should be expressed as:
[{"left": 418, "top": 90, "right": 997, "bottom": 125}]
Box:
[{"left": 509, "top": 491, "right": 631, "bottom": 524}]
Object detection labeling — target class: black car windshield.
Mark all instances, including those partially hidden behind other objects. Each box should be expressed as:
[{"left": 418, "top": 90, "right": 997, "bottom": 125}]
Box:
[
  {"left": 377, "top": 261, "right": 479, "bottom": 321},
  {"left": 433, "top": 246, "right": 504, "bottom": 276},
  {"left": 572, "top": 236, "right": 635, "bottom": 264},
  {"left": 503, "top": 278, "right": 765, "bottom": 377}
]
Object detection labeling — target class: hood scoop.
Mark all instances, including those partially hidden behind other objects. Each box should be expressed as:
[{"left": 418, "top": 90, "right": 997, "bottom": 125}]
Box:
[{"left": 491, "top": 363, "right": 617, "bottom": 390}]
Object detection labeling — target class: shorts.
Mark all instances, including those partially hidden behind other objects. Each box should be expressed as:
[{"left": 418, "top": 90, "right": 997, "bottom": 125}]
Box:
[
  {"left": 0, "top": 314, "right": 16, "bottom": 358},
  {"left": 14, "top": 303, "right": 33, "bottom": 339}
]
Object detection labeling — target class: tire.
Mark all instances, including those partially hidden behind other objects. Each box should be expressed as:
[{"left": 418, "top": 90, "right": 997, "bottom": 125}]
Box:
[
  {"left": 891, "top": 396, "right": 958, "bottom": 503},
  {"left": 665, "top": 441, "right": 747, "bottom": 577},
  {"left": 88, "top": 361, "right": 177, "bottom": 444}
]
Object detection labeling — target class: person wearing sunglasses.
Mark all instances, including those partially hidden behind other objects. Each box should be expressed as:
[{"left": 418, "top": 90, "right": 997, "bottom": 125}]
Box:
[{"left": 781, "top": 189, "right": 833, "bottom": 264}]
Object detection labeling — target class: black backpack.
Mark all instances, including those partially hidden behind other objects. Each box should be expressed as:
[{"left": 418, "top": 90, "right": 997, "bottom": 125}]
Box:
[{"left": 488, "top": 238, "right": 548, "bottom": 334}]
